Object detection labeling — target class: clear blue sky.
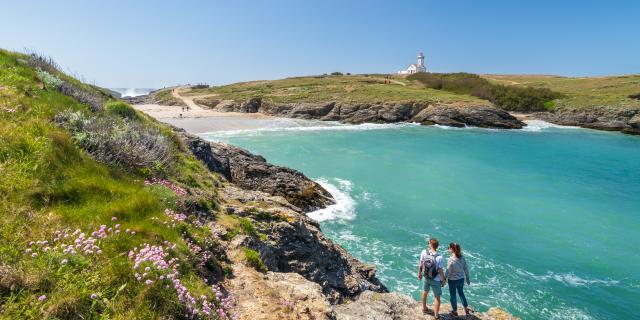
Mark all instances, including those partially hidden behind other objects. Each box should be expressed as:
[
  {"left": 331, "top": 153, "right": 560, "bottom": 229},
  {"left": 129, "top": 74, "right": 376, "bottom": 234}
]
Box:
[{"left": 2, "top": 0, "right": 639, "bottom": 88}]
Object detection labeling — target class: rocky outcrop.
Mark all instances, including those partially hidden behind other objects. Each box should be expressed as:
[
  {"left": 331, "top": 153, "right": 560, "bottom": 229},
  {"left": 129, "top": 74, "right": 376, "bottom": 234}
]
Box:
[
  {"left": 412, "top": 105, "right": 525, "bottom": 129},
  {"left": 237, "top": 214, "right": 387, "bottom": 303},
  {"left": 175, "top": 129, "right": 335, "bottom": 213},
  {"left": 533, "top": 108, "right": 640, "bottom": 135},
  {"left": 334, "top": 291, "right": 517, "bottom": 320},
  {"left": 197, "top": 98, "right": 525, "bottom": 129}
]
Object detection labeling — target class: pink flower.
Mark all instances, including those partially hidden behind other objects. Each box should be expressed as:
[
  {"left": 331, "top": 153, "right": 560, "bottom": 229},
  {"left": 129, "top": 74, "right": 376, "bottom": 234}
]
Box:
[
  {"left": 90, "top": 293, "right": 98, "bottom": 299},
  {"left": 38, "top": 295, "right": 46, "bottom": 301},
  {"left": 111, "top": 216, "right": 117, "bottom": 221}
]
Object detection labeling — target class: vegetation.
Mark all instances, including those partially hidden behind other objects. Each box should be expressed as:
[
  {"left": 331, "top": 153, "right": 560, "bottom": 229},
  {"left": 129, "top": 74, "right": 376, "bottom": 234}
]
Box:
[
  {"left": 105, "top": 100, "right": 140, "bottom": 120},
  {"left": 0, "top": 48, "right": 240, "bottom": 319},
  {"left": 150, "top": 88, "right": 185, "bottom": 106},
  {"left": 407, "top": 72, "right": 562, "bottom": 112},
  {"left": 482, "top": 74, "right": 640, "bottom": 111},
  {"left": 185, "top": 75, "right": 484, "bottom": 105},
  {"left": 242, "top": 248, "right": 266, "bottom": 272}
]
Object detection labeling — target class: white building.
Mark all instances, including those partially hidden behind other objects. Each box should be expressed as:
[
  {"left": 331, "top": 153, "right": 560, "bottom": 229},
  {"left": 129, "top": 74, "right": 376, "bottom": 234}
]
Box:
[{"left": 398, "top": 51, "right": 426, "bottom": 75}]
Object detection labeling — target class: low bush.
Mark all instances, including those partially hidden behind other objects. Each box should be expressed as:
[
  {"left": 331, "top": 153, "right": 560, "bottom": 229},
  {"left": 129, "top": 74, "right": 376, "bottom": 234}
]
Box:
[
  {"left": 191, "top": 84, "right": 209, "bottom": 89},
  {"left": 408, "top": 72, "right": 562, "bottom": 112},
  {"left": 330, "top": 72, "right": 343, "bottom": 76},
  {"left": 239, "top": 218, "right": 258, "bottom": 237},
  {"left": 26, "top": 52, "right": 60, "bottom": 74},
  {"left": 54, "top": 110, "right": 173, "bottom": 171},
  {"left": 242, "top": 248, "right": 266, "bottom": 272},
  {"left": 105, "top": 101, "right": 139, "bottom": 120},
  {"left": 629, "top": 93, "right": 640, "bottom": 100}
]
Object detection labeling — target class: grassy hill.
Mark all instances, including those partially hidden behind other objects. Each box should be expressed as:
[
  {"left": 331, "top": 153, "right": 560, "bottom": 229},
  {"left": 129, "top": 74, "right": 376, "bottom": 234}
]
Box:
[
  {"left": 481, "top": 74, "right": 640, "bottom": 111},
  {"left": 185, "top": 75, "right": 486, "bottom": 105},
  {"left": 0, "top": 49, "right": 240, "bottom": 319}
]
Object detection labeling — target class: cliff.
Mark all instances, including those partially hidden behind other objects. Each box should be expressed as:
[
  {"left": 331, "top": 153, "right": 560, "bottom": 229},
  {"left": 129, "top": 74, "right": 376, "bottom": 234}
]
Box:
[{"left": 0, "top": 49, "right": 516, "bottom": 319}]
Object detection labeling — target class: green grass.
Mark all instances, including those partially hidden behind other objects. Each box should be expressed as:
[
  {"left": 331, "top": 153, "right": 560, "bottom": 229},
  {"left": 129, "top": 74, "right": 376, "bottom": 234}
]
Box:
[
  {"left": 0, "top": 48, "right": 234, "bottom": 319},
  {"left": 105, "top": 101, "right": 140, "bottom": 120},
  {"left": 241, "top": 248, "right": 266, "bottom": 272},
  {"left": 187, "top": 75, "right": 486, "bottom": 105},
  {"left": 482, "top": 74, "right": 640, "bottom": 111}
]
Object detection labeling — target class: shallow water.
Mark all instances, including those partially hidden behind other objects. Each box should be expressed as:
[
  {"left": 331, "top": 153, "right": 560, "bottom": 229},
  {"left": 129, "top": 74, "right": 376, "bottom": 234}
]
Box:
[{"left": 201, "top": 121, "right": 640, "bottom": 319}]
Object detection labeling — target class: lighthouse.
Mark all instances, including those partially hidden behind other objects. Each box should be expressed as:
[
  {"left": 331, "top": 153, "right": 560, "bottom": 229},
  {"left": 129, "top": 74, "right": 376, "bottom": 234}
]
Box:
[
  {"left": 398, "top": 51, "right": 427, "bottom": 74},
  {"left": 417, "top": 51, "right": 425, "bottom": 70}
]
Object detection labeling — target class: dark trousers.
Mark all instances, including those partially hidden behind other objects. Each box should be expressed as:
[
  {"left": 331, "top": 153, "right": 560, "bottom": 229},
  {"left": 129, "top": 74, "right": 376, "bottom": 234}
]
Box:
[{"left": 448, "top": 278, "right": 468, "bottom": 310}]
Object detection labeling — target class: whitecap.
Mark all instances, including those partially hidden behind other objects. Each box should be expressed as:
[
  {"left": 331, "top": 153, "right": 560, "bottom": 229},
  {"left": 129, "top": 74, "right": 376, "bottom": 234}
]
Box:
[
  {"left": 522, "top": 120, "right": 580, "bottom": 132},
  {"left": 307, "top": 178, "right": 357, "bottom": 222},
  {"left": 202, "top": 121, "right": 418, "bottom": 138}
]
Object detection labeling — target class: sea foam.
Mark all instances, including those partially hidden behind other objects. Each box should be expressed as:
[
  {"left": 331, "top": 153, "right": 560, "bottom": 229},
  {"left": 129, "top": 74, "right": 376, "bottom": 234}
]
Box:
[{"left": 307, "top": 178, "right": 357, "bottom": 222}]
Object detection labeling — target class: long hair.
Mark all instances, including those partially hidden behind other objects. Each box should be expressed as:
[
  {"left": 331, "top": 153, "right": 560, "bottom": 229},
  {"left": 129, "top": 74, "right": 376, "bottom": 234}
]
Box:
[{"left": 449, "top": 242, "right": 462, "bottom": 258}]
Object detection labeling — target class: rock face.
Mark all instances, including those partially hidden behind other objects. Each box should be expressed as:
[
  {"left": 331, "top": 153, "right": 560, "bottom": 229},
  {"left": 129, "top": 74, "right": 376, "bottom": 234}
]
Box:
[
  {"left": 412, "top": 105, "right": 524, "bottom": 129},
  {"left": 198, "top": 98, "right": 525, "bottom": 129},
  {"left": 176, "top": 129, "right": 335, "bottom": 213},
  {"left": 533, "top": 108, "right": 640, "bottom": 135},
  {"left": 243, "top": 215, "right": 387, "bottom": 303}
]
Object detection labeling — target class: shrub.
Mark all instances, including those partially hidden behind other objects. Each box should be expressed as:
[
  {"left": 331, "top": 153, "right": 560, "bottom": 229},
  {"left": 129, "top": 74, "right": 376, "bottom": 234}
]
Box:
[
  {"left": 57, "top": 81, "right": 105, "bottom": 112},
  {"left": 242, "top": 248, "right": 266, "bottom": 272},
  {"left": 105, "top": 101, "right": 139, "bottom": 120},
  {"left": 26, "top": 52, "right": 60, "bottom": 74},
  {"left": 407, "top": 72, "right": 563, "bottom": 112},
  {"left": 190, "top": 84, "right": 209, "bottom": 89},
  {"left": 330, "top": 72, "right": 343, "bottom": 76},
  {"left": 629, "top": 93, "right": 640, "bottom": 100},
  {"left": 54, "top": 110, "right": 173, "bottom": 171},
  {"left": 239, "top": 218, "right": 258, "bottom": 237}
]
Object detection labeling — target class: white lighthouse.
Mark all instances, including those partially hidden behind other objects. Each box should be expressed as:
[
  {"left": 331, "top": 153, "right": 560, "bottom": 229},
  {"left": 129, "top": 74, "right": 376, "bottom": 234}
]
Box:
[{"left": 398, "top": 51, "right": 427, "bottom": 74}]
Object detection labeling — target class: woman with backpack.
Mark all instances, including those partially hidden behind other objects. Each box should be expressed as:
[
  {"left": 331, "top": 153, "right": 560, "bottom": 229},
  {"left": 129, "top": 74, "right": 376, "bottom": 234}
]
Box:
[{"left": 445, "top": 242, "right": 471, "bottom": 316}]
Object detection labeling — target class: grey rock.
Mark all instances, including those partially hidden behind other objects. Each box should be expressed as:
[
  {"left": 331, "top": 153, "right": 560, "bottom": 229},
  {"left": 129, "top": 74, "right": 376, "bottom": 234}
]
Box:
[
  {"left": 175, "top": 130, "right": 335, "bottom": 212},
  {"left": 238, "top": 214, "right": 387, "bottom": 303}
]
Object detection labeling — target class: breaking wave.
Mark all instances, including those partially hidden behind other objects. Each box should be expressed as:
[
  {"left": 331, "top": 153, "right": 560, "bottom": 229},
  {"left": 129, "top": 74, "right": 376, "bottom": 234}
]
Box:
[
  {"left": 307, "top": 178, "right": 357, "bottom": 222},
  {"left": 203, "top": 121, "right": 418, "bottom": 138},
  {"left": 521, "top": 120, "right": 580, "bottom": 132}
]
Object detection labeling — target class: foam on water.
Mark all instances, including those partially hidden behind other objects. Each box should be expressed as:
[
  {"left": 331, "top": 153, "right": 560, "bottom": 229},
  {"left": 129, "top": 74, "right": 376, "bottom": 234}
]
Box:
[
  {"left": 307, "top": 178, "right": 357, "bottom": 222},
  {"left": 204, "top": 122, "right": 418, "bottom": 138},
  {"left": 522, "top": 119, "right": 580, "bottom": 132},
  {"left": 111, "top": 88, "right": 154, "bottom": 97}
]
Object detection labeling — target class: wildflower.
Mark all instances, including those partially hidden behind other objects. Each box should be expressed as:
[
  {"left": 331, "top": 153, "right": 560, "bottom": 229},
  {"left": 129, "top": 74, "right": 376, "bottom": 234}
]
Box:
[
  {"left": 111, "top": 216, "right": 118, "bottom": 221},
  {"left": 90, "top": 293, "right": 98, "bottom": 299},
  {"left": 38, "top": 295, "right": 46, "bottom": 301},
  {"left": 61, "top": 259, "right": 68, "bottom": 265}
]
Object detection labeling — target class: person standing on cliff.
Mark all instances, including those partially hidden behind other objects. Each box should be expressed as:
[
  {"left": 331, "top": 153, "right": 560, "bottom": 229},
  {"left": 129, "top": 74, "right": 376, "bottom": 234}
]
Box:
[
  {"left": 445, "top": 242, "right": 471, "bottom": 317},
  {"left": 418, "top": 238, "right": 446, "bottom": 318}
]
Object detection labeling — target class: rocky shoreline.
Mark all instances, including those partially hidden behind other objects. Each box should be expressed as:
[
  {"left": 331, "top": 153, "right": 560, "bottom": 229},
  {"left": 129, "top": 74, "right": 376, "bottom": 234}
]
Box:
[
  {"left": 531, "top": 108, "right": 640, "bottom": 135},
  {"left": 170, "top": 128, "right": 516, "bottom": 319},
  {"left": 195, "top": 97, "right": 525, "bottom": 129}
]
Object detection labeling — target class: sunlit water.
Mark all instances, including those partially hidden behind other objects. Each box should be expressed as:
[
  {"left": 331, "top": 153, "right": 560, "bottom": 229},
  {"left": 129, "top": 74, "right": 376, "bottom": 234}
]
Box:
[{"left": 201, "top": 120, "right": 640, "bottom": 319}]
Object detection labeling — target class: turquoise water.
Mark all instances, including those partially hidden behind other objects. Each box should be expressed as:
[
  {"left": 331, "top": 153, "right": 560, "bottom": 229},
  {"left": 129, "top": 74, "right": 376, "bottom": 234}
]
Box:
[{"left": 201, "top": 121, "right": 640, "bottom": 319}]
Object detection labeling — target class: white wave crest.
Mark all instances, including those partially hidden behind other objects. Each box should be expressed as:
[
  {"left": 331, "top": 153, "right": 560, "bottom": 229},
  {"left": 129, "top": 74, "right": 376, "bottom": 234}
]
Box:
[
  {"left": 112, "top": 88, "right": 154, "bottom": 97},
  {"left": 517, "top": 270, "right": 620, "bottom": 287},
  {"left": 522, "top": 120, "right": 580, "bottom": 132},
  {"left": 203, "top": 122, "right": 418, "bottom": 137},
  {"left": 307, "top": 178, "right": 357, "bottom": 222}
]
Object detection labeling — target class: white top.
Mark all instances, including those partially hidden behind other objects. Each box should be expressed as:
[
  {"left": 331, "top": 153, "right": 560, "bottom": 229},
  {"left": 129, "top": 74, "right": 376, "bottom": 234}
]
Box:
[{"left": 419, "top": 249, "right": 443, "bottom": 281}]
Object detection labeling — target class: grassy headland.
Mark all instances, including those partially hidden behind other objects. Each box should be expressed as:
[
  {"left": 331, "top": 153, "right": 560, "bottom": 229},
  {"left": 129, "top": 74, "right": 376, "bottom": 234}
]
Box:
[
  {"left": 0, "top": 49, "right": 243, "bottom": 319},
  {"left": 185, "top": 75, "right": 486, "bottom": 105},
  {"left": 481, "top": 74, "right": 640, "bottom": 111}
]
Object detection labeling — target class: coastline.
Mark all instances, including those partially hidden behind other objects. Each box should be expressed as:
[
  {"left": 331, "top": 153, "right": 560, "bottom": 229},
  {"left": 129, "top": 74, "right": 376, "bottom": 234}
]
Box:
[{"left": 132, "top": 95, "right": 518, "bottom": 319}]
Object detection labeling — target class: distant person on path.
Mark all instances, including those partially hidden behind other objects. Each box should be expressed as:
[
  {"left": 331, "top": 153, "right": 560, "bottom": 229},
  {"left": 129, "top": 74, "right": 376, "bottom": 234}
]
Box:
[
  {"left": 418, "top": 238, "right": 446, "bottom": 318},
  {"left": 445, "top": 242, "right": 471, "bottom": 316}
]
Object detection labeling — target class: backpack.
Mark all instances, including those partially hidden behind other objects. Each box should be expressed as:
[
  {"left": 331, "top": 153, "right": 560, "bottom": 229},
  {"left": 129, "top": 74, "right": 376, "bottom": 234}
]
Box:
[{"left": 422, "top": 251, "right": 439, "bottom": 279}]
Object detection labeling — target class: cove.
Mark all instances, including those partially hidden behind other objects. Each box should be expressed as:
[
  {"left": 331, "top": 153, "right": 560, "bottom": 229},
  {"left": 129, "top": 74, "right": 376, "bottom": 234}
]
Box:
[{"left": 201, "top": 121, "right": 640, "bottom": 319}]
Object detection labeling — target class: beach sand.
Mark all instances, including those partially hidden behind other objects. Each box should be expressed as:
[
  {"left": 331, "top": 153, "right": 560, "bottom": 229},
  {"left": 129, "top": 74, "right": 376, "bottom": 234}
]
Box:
[{"left": 133, "top": 103, "right": 292, "bottom": 133}]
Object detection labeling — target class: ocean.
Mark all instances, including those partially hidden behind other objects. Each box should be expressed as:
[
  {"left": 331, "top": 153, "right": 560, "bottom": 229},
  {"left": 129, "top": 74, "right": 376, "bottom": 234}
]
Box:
[{"left": 200, "top": 120, "right": 640, "bottom": 319}]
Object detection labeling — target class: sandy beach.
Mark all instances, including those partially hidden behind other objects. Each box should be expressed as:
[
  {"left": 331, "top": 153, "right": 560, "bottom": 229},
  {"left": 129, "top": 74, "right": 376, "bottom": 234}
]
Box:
[{"left": 132, "top": 87, "right": 285, "bottom": 133}]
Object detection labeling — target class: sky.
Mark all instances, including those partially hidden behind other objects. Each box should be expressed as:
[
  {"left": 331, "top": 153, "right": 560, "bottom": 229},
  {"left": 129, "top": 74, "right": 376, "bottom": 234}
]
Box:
[{"left": 1, "top": 0, "right": 639, "bottom": 88}]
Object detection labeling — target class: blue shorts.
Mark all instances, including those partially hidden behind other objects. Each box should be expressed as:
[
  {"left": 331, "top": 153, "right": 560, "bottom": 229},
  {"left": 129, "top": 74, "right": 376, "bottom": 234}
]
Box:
[{"left": 423, "top": 278, "right": 442, "bottom": 297}]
